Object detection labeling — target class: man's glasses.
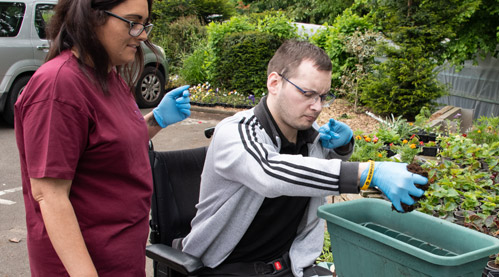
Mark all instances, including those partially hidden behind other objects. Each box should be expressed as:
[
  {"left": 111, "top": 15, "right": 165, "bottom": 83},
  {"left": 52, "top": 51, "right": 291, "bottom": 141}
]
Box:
[
  {"left": 278, "top": 73, "right": 335, "bottom": 108},
  {"left": 104, "top": 11, "right": 153, "bottom": 37}
]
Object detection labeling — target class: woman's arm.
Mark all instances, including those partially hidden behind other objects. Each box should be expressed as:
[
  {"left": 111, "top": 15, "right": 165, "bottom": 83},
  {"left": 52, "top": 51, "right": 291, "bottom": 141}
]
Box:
[
  {"left": 144, "top": 111, "right": 162, "bottom": 139},
  {"left": 30, "top": 178, "right": 98, "bottom": 277}
]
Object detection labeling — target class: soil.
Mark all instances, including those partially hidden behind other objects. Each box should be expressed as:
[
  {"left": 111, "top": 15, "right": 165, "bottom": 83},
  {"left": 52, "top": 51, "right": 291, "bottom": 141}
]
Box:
[
  {"left": 317, "top": 99, "right": 380, "bottom": 133},
  {"left": 394, "top": 163, "right": 430, "bottom": 213}
]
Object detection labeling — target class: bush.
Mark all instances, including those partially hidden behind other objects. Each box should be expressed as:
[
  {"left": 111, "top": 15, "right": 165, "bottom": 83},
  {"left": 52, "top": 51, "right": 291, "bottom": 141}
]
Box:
[
  {"left": 151, "top": 0, "right": 235, "bottom": 25},
  {"left": 316, "top": 9, "right": 375, "bottom": 89},
  {"left": 214, "top": 31, "right": 285, "bottom": 97},
  {"left": 179, "top": 41, "right": 210, "bottom": 85},
  {"left": 180, "top": 14, "right": 299, "bottom": 96},
  {"left": 151, "top": 16, "right": 207, "bottom": 74},
  {"left": 359, "top": 45, "right": 448, "bottom": 120}
]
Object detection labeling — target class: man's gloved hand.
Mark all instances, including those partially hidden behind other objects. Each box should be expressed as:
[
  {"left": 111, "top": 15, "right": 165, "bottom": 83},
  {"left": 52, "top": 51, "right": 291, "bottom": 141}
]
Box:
[
  {"left": 360, "top": 162, "right": 427, "bottom": 212},
  {"left": 153, "top": 85, "right": 191, "bottom": 128},
  {"left": 318, "top": 118, "right": 353, "bottom": 149}
]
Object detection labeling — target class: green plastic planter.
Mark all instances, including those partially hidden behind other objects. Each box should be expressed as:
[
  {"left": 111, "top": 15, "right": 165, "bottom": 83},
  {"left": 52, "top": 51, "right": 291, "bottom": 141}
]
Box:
[{"left": 317, "top": 198, "right": 499, "bottom": 277}]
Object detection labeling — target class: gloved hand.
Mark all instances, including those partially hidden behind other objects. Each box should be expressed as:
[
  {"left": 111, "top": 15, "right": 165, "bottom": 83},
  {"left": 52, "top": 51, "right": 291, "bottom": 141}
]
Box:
[
  {"left": 153, "top": 85, "right": 191, "bottom": 128},
  {"left": 360, "top": 162, "right": 427, "bottom": 212},
  {"left": 318, "top": 118, "right": 353, "bottom": 149}
]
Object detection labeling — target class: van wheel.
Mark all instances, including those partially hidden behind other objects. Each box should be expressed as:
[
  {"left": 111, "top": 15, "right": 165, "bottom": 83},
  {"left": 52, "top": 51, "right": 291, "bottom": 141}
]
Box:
[
  {"left": 3, "top": 75, "right": 31, "bottom": 126},
  {"left": 135, "top": 66, "right": 165, "bottom": 108}
]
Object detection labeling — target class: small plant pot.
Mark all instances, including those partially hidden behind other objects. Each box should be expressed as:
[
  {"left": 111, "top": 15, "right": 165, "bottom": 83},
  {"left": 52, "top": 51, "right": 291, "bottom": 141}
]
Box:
[
  {"left": 422, "top": 146, "right": 438, "bottom": 156},
  {"left": 483, "top": 260, "right": 499, "bottom": 277},
  {"left": 417, "top": 131, "right": 437, "bottom": 143}
]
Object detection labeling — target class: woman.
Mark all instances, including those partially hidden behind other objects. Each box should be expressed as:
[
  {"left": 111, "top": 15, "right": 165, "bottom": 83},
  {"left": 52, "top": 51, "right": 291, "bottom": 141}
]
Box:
[{"left": 14, "top": 0, "right": 189, "bottom": 275}]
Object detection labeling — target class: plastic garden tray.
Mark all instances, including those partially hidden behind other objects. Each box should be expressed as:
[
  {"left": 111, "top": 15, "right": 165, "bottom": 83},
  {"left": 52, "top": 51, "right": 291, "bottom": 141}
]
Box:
[{"left": 317, "top": 198, "right": 499, "bottom": 277}]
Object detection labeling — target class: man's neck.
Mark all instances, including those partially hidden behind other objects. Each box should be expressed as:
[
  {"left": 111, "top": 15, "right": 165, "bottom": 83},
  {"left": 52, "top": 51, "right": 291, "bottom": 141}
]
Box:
[{"left": 266, "top": 100, "right": 297, "bottom": 144}]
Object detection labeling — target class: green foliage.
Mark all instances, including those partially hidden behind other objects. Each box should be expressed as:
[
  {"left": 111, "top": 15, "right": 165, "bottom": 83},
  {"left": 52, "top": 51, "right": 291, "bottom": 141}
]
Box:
[
  {"left": 256, "top": 12, "right": 297, "bottom": 39},
  {"left": 317, "top": 231, "right": 333, "bottom": 263},
  {"left": 180, "top": 14, "right": 298, "bottom": 96},
  {"left": 214, "top": 31, "right": 285, "bottom": 97},
  {"left": 151, "top": 16, "right": 207, "bottom": 74},
  {"left": 442, "top": 0, "right": 499, "bottom": 68},
  {"left": 359, "top": 45, "right": 448, "bottom": 120},
  {"left": 206, "top": 16, "right": 256, "bottom": 52},
  {"left": 241, "top": 0, "right": 354, "bottom": 24},
  {"left": 368, "top": 0, "right": 498, "bottom": 69},
  {"left": 151, "top": 0, "right": 236, "bottom": 25},
  {"left": 336, "top": 30, "right": 382, "bottom": 110},
  {"left": 319, "top": 9, "right": 376, "bottom": 89},
  {"left": 179, "top": 42, "right": 211, "bottom": 84}
]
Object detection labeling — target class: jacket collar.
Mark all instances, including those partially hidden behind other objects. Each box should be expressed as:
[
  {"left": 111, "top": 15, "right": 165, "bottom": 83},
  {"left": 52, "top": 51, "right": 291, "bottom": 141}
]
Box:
[{"left": 254, "top": 96, "right": 318, "bottom": 147}]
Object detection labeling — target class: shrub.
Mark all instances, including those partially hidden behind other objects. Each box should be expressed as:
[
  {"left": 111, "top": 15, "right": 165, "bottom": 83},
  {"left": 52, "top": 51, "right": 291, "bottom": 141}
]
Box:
[
  {"left": 359, "top": 45, "right": 448, "bottom": 120},
  {"left": 214, "top": 31, "right": 285, "bottom": 97},
  {"left": 318, "top": 9, "right": 376, "bottom": 89},
  {"left": 179, "top": 41, "right": 211, "bottom": 85},
  {"left": 180, "top": 14, "right": 299, "bottom": 96},
  {"left": 151, "top": 16, "right": 207, "bottom": 74}
]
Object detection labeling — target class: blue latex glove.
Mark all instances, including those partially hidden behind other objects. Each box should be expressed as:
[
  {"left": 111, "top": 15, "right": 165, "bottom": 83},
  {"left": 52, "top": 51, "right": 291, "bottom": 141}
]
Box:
[
  {"left": 318, "top": 118, "right": 353, "bottom": 149},
  {"left": 360, "top": 162, "right": 427, "bottom": 213},
  {"left": 153, "top": 85, "right": 191, "bottom": 128}
]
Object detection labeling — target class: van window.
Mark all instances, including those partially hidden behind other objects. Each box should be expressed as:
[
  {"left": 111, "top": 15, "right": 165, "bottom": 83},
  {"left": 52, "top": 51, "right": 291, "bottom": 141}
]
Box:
[
  {"left": 0, "top": 2, "right": 26, "bottom": 37},
  {"left": 34, "top": 4, "right": 54, "bottom": 39}
]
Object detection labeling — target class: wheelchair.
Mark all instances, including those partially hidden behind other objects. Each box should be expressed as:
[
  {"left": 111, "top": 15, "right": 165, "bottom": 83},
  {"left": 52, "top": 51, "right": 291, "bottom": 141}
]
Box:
[{"left": 146, "top": 128, "right": 215, "bottom": 277}]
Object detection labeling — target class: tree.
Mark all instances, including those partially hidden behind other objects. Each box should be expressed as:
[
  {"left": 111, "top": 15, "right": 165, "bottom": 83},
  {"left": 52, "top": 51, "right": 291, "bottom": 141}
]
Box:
[
  {"left": 239, "top": 0, "right": 354, "bottom": 24},
  {"left": 444, "top": 0, "right": 499, "bottom": 67},
  {"left": 367, "top": 0, "right": 498, "bottom": 67},
  {"left": 151, "top": 0, "right": 236, "bottom": 25}
]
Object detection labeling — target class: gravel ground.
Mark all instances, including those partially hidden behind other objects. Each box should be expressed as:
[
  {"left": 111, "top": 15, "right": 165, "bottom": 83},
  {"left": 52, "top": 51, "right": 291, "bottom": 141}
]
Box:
[{"left": 317, "top": 98, "right": 380, "bottom": 134}]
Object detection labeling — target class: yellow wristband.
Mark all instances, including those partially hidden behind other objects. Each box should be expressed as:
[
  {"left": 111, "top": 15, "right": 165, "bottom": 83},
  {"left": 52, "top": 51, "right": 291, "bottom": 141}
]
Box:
[{"left": 360, "top": 160, "right": 375, "bottom": 190}]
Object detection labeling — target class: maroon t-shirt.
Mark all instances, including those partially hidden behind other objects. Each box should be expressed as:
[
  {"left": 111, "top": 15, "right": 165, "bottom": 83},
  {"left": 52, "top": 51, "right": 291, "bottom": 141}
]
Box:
[{"left": 15, "top": 51, "right": 153, "bottom": 276}]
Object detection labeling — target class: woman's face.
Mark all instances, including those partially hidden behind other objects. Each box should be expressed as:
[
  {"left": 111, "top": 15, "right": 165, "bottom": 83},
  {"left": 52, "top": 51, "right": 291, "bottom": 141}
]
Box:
[{"left": 95, "top": 0, "right": 149, "bottom": 67}]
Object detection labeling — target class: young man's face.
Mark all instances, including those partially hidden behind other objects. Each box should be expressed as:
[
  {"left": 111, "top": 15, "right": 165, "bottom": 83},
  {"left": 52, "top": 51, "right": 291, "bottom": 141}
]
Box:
[{"left": 268, "top": 59, "right": 332, "bottom": 139}]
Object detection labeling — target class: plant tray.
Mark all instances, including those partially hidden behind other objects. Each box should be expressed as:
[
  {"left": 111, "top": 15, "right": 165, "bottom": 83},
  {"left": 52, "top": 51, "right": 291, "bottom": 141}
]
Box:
[{"left": 317, "top": 198, "right": 499, "bottom": 277}]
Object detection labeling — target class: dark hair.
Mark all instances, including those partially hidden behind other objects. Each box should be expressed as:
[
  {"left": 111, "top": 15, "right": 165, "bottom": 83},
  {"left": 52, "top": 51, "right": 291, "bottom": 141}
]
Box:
[
  {"left": 267, "top": 39, "right": 332, "bottom": 78},
  {"left": 46, "top": 0, "right": 155, "bottom": 94}
]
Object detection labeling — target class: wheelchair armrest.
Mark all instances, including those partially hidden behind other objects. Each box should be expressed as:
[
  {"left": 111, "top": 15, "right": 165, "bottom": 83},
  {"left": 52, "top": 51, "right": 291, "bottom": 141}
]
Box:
[{"left": 146, "top": 244, "right": 204, "bottom": 275}]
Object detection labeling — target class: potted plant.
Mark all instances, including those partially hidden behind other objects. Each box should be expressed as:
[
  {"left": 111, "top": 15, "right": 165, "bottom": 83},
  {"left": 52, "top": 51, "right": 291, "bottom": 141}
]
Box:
[
  {"left": 421, "top": 141, "right": 438, "bottom": 156},
  {"left": 484, "top": 255, "right": 499, "bottom": 276}
]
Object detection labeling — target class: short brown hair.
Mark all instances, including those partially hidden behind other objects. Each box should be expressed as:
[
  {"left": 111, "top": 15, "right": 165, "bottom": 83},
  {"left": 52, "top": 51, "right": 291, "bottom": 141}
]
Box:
[{"left": 267, "top": 40, "right": 332, "bottom": 78}]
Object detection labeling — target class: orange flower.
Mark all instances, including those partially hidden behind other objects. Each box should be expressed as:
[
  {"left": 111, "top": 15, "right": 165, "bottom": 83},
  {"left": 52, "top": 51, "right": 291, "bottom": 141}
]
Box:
[
  {"left": 356, "top": 135, "right": 362, "bottom": 140},
  {"left": 410, "top": 144, "right": 416, "bottom": 149},
  {"left": 365, "top": 137, "right": 371, "bottom": 142},
  {"left": 402, "top": 139, "right": 408, "bottom": 144},
  {"left": 378, "top": 153, "right": 383, "bottom": 158}
]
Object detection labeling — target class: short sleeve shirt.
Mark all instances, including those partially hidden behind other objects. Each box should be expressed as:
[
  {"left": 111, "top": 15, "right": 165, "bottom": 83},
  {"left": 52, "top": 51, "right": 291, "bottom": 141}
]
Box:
[{"left": 15, "top": 51, "right": 152, "bottom": 276}]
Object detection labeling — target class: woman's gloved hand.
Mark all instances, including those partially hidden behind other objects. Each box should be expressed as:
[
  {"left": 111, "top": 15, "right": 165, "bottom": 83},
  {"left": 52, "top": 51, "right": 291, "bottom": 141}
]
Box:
[
  {"left": 152, "top": 85, "right": 191, "bottom": 128},
  {"left": 318, "top": 118, "right": 353, "bottom": 149},
  {"left": 360, "top": 162, "right": 427, "bottom": 212}
]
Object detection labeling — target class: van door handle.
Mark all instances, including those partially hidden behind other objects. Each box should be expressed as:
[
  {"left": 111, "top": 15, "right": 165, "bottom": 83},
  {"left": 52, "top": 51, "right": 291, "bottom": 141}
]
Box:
[{"left": 37, "top": 45, "right": 50, "bottom": 51}]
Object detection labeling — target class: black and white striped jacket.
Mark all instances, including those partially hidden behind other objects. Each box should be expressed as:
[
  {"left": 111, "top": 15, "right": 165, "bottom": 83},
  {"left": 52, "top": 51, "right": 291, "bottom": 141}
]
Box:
[{"left": 183, "top": 97, "right": 358, "bottom": 276}]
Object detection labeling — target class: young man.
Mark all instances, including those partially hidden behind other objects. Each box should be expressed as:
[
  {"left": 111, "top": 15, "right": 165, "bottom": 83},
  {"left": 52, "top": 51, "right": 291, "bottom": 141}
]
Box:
[{"left": 181, "top": 40, "right": 427, "bottom": 277}]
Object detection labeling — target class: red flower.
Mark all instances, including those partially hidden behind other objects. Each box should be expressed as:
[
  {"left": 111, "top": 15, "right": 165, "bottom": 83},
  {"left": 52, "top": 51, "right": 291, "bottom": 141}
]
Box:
[
  {"left": 462, "top": 133, "right": 467, "bottom": 137},
  {"left": 410, "top": 134, "right": 416, "bottom": 139},
  {"left": 419, "top": 141, "right": 424, "bottom": 145}
]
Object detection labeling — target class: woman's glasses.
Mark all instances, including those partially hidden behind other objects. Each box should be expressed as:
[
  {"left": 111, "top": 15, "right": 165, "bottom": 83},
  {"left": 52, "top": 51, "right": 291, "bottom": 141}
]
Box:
[{"left": 104, "top": 11, "right": 153, "bottom": 37}]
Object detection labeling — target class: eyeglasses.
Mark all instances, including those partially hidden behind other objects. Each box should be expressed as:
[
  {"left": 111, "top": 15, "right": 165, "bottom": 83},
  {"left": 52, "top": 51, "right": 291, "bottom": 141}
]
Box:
[
  {"left": 278, "top": 73, "right": 335, "bottom": 107},
  {"left": 104, "top": 10, "right": 153, "bottom": 37}
]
